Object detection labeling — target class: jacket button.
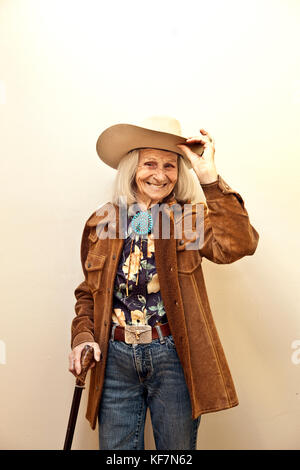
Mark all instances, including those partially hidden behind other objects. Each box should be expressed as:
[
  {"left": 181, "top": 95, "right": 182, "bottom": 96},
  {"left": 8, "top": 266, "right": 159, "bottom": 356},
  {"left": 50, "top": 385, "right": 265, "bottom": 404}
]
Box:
[
  {"left": 104, "top": 321, "right": 107, "bottom": 326},
  {"left": 179, "top": 239, "right": 184, "bottom": 245},
  {"left": 107, "top": 288, "right": 111, "bottom": 293},
  {"left": 174, "top": 300, "right": 179, "bottom": 306},
  {"left": 112, "top": 254, "right": 116, "bottom": 260},
  {"left": 170, "top": 267, "right": 173, "bottom": 272},
  {"left": 87, "top": 262, "right": 91, "bottom": 268}
]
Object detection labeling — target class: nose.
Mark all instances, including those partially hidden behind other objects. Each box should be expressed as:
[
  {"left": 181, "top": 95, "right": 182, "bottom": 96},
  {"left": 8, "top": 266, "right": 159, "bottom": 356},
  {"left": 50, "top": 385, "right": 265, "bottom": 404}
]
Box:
[{"left": 152, "top": 168, "right": 168, "bottom": 182}]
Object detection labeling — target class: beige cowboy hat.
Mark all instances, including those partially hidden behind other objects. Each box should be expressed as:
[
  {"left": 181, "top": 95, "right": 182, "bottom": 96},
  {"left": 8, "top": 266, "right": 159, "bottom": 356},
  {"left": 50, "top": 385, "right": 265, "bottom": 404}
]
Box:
[{"left": 96, "top": 115, "right": 204, "bottom": 170}]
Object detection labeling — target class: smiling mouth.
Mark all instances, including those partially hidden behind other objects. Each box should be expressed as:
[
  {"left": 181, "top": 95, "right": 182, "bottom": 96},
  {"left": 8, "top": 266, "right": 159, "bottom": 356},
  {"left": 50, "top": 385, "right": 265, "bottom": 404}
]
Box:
[{"left": 146, "top": 182, "right": 167, "bottom": 188}]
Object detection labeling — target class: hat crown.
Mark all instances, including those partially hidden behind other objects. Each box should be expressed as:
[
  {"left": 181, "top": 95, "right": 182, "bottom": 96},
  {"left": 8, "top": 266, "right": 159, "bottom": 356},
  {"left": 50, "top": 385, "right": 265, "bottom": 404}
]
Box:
[
  {"left": 96, "top": 114, "right": 194, "bottom": 170},
  {"left": 139, "top": 115, "right": 182, "bottom": 137}
]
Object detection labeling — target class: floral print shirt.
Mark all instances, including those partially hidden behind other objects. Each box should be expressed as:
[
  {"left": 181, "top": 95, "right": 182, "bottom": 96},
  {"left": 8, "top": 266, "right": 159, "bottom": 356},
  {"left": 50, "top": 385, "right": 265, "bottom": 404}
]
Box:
[{"left": 111, "top": 208, "right": 168, "bottom": 327}]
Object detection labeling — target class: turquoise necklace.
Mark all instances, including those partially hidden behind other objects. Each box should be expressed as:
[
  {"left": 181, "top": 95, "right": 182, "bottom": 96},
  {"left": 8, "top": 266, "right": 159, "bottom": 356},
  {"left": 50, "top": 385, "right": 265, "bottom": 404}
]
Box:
[{"left": 131, "top": 210, "right": 153, "bottom": 236}]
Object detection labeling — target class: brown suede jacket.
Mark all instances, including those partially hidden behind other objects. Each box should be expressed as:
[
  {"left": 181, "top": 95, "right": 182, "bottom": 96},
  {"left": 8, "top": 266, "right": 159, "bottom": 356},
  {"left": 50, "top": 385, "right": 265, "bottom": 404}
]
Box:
[{"left": 71, "top": 174, "right": 259, "bottom": 429}]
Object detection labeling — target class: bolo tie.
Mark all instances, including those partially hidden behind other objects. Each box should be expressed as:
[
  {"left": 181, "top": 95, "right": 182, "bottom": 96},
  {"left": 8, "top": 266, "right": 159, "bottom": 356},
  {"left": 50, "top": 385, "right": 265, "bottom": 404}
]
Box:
[{"left": 126, "top": 210, "right": 153, "bottom": 296}]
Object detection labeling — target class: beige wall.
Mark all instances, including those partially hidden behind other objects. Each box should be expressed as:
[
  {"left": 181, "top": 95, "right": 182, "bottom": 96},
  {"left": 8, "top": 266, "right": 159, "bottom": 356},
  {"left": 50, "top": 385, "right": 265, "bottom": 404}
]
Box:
[{"left": 1, "top": 0, "right": 300, "bottom": 450}]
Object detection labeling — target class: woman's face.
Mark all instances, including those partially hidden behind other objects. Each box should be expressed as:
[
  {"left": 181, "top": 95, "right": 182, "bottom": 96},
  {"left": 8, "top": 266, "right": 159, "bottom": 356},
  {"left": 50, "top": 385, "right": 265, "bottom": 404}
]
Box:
[{"left": 134, "top": 148, "right": 178, "bottom": 208}]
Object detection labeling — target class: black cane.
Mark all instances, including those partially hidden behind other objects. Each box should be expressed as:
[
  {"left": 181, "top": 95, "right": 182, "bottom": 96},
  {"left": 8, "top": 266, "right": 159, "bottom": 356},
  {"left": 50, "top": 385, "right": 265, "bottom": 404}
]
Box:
[{"left": 63, "top": 344, "right": 95, "bottom": 450}]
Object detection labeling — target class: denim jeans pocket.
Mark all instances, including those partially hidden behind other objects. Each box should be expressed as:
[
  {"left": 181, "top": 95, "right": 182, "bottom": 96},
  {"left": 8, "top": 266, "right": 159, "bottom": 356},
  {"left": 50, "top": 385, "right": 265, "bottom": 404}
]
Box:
[{"left": 165, "top": 334, "right": 176, "bottom": 350}]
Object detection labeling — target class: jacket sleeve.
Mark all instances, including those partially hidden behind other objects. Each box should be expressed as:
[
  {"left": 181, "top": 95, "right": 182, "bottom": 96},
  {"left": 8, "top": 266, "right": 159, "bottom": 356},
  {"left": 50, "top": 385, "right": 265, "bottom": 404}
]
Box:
[
  {"left": 71, "top": 216, "right": 96, "bottom": 349},
  {"left": 198, "top": 174, "right": 259, "bottom": 264}
]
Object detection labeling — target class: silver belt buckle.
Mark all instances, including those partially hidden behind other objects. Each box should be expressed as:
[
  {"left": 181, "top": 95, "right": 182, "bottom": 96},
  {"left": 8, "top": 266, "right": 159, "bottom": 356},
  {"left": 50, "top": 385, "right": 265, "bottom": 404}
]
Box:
[{"left": 124, "top": 324, "right": 152, "bottom": 344}]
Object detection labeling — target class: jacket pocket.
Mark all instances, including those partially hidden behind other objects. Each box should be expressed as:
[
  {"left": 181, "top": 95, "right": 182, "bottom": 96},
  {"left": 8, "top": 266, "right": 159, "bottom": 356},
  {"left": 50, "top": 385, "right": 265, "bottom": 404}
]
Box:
[
  {"left": 176, "top": 243, "right": 202, "bottom": 274},
  {"left": 85, "top": 252, "right": 106, "bottom": 293}
]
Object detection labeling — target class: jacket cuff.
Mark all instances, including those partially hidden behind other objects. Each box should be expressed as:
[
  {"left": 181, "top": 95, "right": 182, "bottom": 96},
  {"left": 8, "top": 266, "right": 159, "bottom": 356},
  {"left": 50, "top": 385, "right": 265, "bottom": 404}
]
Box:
[
  {"left": 71, "top": 332, "right": 95, "bottom": 349},
  {"left": 201, "top": 174, "right": 244, "bottom": 204}
]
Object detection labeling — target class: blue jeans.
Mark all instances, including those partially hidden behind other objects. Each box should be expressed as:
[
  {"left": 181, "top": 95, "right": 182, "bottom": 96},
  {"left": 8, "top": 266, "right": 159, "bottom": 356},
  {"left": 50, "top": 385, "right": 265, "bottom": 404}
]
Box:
[{"left": 98, "top": 332, "right": 201, "bottom": 450}]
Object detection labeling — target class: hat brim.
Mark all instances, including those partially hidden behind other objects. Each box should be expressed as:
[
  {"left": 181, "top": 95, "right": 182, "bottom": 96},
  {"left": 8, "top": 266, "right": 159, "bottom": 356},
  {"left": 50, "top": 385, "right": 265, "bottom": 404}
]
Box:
[{"left": 96, "top": 123, "right": 204, "bottom": 170}]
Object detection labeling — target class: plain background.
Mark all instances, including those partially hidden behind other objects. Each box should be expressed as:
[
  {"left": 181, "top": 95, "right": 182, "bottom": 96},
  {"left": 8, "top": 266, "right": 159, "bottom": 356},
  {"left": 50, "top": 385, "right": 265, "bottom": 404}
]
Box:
[{"left": 0, "top": 0, "right": 300, "bottom": 450}]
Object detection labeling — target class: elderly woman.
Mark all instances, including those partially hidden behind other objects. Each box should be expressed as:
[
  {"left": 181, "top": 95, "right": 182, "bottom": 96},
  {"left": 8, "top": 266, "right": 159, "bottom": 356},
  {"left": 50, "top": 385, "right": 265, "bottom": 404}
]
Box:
[{"left": 68, "top": 116, "right": 259, "bottom": 450}]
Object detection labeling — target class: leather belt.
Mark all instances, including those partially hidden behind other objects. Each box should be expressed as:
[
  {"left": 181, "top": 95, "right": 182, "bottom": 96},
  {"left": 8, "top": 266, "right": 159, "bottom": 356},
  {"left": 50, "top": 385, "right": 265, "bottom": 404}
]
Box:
[{"left": 111, "top": 322, "right": 171, "bottom": 342}]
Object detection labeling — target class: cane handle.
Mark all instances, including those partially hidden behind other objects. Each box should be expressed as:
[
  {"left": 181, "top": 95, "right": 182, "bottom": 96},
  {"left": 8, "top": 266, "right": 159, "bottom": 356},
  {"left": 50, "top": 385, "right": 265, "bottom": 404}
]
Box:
[{"left": 75, "top": 345, "right": 95, "bottom": 386}]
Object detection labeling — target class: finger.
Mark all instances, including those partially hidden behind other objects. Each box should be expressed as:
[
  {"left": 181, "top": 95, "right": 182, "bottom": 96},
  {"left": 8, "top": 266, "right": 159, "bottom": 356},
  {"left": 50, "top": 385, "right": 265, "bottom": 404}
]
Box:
[
  {"left": 200, "top": 129, "right": 214, "bottom": 143},
  {"left": 94, "top": 346, "right": 101, "bottom": 362},
  {"left": 186, "top": 138, "right": 213, "bottom": 146},
  {"left": 185, "top": 135, "right": 206, "bottom": 141},
  {"left": 68, "top": 352, "right": 75, "bottom": 371},
  {"left": 177, "top": 143, "right": 192, "bottom": 151},
  {"left": 176, "top": 143, "right": 192, "bottom": 154},
  {"left": 74, "top": 355, "right": 82, "bottom": 375},
  {"left": 177, "top": 143, "right": 204, "bottom": 153},
  {"left": 176, "top": 144, "right": 201, "bottom": 162},
  {"left": 69, "top": 361, "right": 78, "bottom": 377},
  {"left": 70, "top": 368, "right": 77, "bottom": 377},
  {"left": 185, "top": 137, "right": 210, "bottom": 144},
  {"left": 93, "top": 345, "right": 101, "bottom": 362}
]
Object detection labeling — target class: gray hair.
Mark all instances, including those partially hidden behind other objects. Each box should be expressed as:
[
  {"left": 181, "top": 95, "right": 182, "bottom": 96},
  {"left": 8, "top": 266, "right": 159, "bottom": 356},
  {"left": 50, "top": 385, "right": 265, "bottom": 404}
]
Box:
[{"left": 111, "top": 149, "right": 204, "bottom": 207}]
